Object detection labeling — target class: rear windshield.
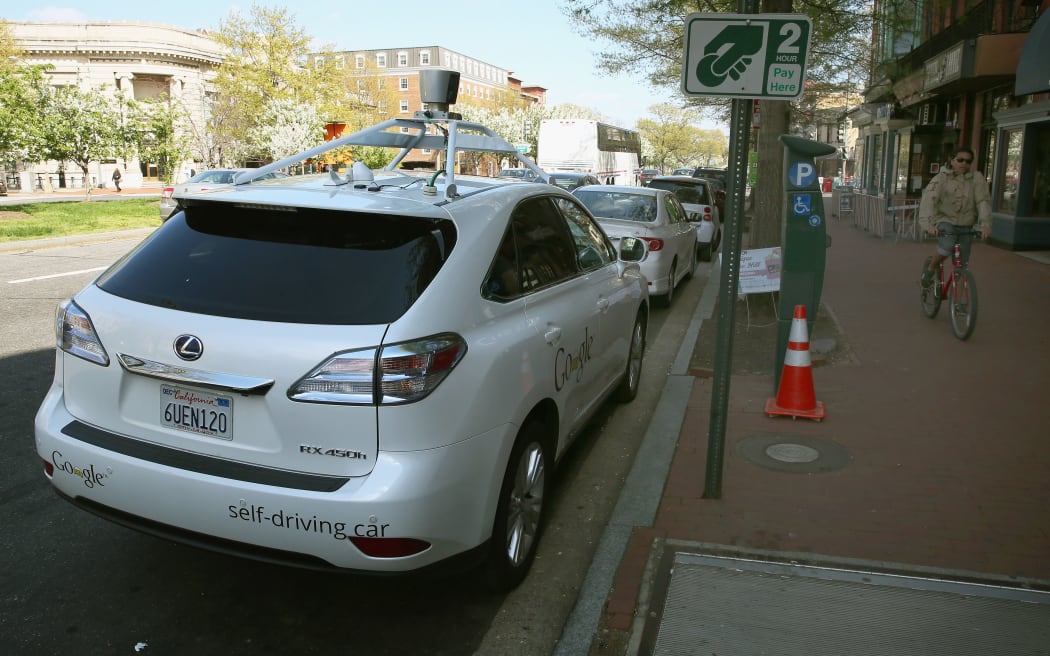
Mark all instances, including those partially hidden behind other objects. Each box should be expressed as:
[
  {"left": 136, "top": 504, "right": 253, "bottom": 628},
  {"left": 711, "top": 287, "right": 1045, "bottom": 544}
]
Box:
[
  {"left": 647, "top": 180, "right": 710, "bottom": 205},
  {"left": 96, "top": 204, "right": 455, "bottom": 325}
]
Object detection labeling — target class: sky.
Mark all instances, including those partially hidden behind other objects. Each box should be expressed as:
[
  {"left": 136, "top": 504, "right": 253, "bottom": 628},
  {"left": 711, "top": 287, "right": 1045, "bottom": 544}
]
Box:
[{"left": 10, "top": 2, "right": 724, "bottom": 133}]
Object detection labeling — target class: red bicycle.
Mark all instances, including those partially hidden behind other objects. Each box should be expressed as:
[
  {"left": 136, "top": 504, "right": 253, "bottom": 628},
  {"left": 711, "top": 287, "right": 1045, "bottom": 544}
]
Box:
[{"left": 920, "top": 228, "right": 980, "bottom": 340}]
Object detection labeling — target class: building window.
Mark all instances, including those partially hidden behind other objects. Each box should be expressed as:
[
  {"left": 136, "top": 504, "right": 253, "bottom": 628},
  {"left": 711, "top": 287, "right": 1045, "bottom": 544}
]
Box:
[
  {"left": 422, "top": 148, "right": 433, "bottom": 155},
  {"left": 399, "top": 77, "right": 408, "bottom": 91},
  {"left": 335, "top": 56, "right": 345, "bottom": 70},
  {"left": 355, "top": 55, "right": 365, "bottom": 69},
  {"left": 376, "top": 53, "right": 387, "bottom": 68},
  {"left": 378, "top": 100, "right": 387, "bottom": 114},
  {"left": 420, "top": 51, "right": 430, "bottom": 65},
  {"left": 377, "top": 77, "right": 386, "bottom": 90},
  {"left": 398, "top": 51, "right": 408, "bottom": 66},
  {"left": 400, "top": 100, "right": 409, "bottom": 113},
  {"left": 313, "top": 56, "right": 324, "bottom": 69}
]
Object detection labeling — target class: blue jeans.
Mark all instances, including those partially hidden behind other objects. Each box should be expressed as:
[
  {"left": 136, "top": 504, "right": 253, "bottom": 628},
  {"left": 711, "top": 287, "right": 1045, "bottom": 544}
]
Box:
[{"left": 935, "top": 222, "right": 975, "bottom": 265}]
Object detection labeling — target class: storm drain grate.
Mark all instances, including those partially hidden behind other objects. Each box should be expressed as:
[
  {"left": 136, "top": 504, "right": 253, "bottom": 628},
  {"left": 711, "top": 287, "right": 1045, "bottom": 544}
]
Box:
[{"left": 653, "top": 553, "right": 1050, "bottom": 656}]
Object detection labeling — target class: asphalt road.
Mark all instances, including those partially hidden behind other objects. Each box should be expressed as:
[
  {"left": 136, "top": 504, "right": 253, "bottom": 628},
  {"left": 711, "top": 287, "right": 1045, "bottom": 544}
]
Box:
[{"left": 0, "top": 233, "right": 710, "bottom": 655}]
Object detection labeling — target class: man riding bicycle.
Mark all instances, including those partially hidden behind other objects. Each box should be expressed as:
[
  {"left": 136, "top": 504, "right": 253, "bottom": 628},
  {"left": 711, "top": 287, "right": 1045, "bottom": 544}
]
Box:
[{"left": 917, "top": 146, "right": 992, "bottom": 287}]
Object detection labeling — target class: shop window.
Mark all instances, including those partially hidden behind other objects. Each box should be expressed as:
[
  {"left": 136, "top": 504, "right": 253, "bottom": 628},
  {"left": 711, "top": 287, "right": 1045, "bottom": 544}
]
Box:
[
  {"left": 997, "top": 128, "right": 1023, "bottom": 215},
  {"left": 1029, "top": 123, "right": 1050, "bottom": 218}
]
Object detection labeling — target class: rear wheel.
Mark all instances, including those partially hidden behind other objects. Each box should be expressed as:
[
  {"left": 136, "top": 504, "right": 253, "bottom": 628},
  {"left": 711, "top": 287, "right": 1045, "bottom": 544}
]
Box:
[
  {"left": 484, "top": 421, "right": 549, "bottom": 591},
  {"left": 920, "top": 257, "right": 941, "bottom": 318},
  {"left": 698, "top": 242, "right": 712, "bottom": 262},
  {"left": 949, "top": 268, "right": 978, "bottom": 340},
  {"left": 616, "top": 311, "right": 647, "bottom": 403},
  {"left": 662, "top": 262, "right": 677, "bottom": 307}
]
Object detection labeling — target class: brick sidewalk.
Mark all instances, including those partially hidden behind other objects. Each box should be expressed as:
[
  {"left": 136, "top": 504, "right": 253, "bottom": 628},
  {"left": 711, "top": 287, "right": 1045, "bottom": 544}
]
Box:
[{"left": 596, "top": 215, "right": 1050, "bottom": 650}]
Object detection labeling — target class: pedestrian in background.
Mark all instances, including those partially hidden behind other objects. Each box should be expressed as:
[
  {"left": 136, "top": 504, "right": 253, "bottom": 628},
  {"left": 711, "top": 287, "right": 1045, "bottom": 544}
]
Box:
[
  {"left": 111, "top": 167, "right": 122, "bottom": 192},
  {"left": 917, "top": 146, "right": 992, "bottom": 287}
]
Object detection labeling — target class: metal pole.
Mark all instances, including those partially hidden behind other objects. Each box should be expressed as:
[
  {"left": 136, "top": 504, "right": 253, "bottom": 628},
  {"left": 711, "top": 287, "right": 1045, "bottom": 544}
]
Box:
[
  {"left": 703, "top": 0, "right": 759, "bottom": 499},
  {"left": 703, "top": 98, "right": 753, "bottom": 499}
]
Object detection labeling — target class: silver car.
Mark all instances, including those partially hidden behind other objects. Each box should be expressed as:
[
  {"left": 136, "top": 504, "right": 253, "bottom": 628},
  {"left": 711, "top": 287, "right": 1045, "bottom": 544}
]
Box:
[
  {"left": 573, "top": 185, "right": 697, "bottom": 306},
  {"left": 159, "top": 169, "right": 290, "bottom": 220}
]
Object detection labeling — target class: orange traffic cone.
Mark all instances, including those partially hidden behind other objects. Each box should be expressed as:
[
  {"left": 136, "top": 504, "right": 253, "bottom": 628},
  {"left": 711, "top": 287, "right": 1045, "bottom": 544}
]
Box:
[{"left": 766, "top": 304, "right": 826, "bottom": 421}]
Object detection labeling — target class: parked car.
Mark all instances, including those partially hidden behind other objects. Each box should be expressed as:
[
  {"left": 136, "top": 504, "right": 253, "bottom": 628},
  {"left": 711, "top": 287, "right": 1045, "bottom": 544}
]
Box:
[
  {"left": 573, "top": 185, "right": 696, "bottom": 305},
  {"left": 35, "top": 113, "right": 650, "bottom": 592},
  {"left": 672, "top": 167, "right": 694, "bottom": 176},
  {"left": 690, "top": 167, "right": 728, "bottom": 218},
  {"left": 638, "top": 168, "right": 662, "bottom": 186},
  {"left": 159, "top": 168, "right": 290, "bottom": 220},
  {"left": 646, "top": 175, "right": 722, "bottom": 261},
  {"left": 546, "top": 171, "right": 601, "bottom": 191},
  {"left": 496, "top": 167, "right": 539, "bottom": 181}
]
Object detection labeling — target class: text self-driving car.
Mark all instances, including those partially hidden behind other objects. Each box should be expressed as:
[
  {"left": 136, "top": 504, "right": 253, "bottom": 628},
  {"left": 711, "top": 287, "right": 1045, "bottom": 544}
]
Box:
[{"left": 35, "top": 71, "right": 650, "bottom": 591}]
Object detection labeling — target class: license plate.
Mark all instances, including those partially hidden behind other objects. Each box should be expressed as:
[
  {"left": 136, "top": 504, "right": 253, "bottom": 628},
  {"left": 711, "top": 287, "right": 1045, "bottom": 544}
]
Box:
[{"left": 161, "top": 385, "right": 233, "bottom": 440}]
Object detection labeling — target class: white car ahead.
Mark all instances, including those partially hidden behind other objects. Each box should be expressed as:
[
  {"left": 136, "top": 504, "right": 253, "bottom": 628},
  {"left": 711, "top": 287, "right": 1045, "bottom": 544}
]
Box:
[
  {"left": 35, "top": 98, "right": 650, "bottom": 591},
  {"left": 572, "top": 185, "right": 697, "bottom": 306},
  {"left": 646, "top": 175, "right": 722, "bottom": 261}
]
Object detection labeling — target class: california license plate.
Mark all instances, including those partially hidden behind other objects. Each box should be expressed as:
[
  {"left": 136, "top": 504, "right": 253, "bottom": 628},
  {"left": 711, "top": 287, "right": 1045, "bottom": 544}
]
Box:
[{"left": 161, "top": 385, "right": 233, "bottom": 440}]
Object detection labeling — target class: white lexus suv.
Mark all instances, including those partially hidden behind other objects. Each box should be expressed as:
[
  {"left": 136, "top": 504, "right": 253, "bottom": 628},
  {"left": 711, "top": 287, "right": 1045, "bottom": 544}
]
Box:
[{"left": 35, "top": 71, "right": 649, "bottom": 590}]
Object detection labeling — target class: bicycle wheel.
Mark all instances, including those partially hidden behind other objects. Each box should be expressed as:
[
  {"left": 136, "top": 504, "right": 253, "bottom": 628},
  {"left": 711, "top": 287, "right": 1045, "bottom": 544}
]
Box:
[
  {"left": 920, "top": 257, "right": 941, "bottom": 318},
  {"left": 949, "top": 268, "right": 978, "bottom": 340}
]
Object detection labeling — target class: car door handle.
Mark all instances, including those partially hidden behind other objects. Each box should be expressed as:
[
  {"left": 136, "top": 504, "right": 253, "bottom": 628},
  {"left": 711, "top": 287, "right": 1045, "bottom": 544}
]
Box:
[{"left": 544, "top": 325, "right": 562, "bottom": 344}]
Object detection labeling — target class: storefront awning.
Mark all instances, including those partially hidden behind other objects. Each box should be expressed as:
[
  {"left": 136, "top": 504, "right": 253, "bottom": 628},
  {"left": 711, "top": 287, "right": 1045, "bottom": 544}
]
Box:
[{"left": 1016, "top": 10, "right": 1050, "bottom": 95}]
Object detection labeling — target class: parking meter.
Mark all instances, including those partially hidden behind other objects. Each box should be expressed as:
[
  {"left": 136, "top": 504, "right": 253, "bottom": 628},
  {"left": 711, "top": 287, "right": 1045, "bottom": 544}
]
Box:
[{"left": 774, "top": 135, "right": 837, "bottom": 388}]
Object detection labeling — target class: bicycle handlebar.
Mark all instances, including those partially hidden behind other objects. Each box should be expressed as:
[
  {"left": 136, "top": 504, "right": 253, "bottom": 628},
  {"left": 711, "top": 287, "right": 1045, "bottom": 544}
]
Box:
[{"left": 934, "top": 228, "right": 982, "bottom": 238}]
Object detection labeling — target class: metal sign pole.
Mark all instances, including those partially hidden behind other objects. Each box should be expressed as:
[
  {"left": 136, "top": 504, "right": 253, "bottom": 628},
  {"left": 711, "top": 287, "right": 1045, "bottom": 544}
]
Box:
[{"left": 703, "top": 97, "right": 752, "bottom": 499}]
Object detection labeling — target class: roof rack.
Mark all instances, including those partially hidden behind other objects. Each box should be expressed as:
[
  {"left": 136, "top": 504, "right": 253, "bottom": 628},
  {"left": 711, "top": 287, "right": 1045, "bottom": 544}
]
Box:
[{"left": 235, "top": 71, "right": 546, "bottom": 199}]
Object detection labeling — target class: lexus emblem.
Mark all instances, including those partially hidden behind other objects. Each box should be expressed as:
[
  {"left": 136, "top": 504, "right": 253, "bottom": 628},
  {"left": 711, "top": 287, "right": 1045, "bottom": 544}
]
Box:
[{"left": 173, "top": 334, "right": 204, "bottom": 361}]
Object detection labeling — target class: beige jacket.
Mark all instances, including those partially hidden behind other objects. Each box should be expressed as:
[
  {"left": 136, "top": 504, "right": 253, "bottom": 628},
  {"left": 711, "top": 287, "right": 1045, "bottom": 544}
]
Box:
[{"left": 918, "top": 168, "right": 992, "bottom": 233}]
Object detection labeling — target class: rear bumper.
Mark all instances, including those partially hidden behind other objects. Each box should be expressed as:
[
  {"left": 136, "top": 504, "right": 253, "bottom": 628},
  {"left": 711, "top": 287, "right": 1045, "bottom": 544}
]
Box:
[{"left": 35, "top": 387, "right": 512, "bottom": 573}]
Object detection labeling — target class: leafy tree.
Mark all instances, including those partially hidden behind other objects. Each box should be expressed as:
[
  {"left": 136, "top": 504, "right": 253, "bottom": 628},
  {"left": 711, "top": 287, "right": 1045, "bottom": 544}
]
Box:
[
  {"left": 128, "top": 98, "right": 192, "bottom": 184},
  {"left": 637, "top": 103, "right": 728, "bottom": 171},
  {"left": 211, "top": 3, "right": 344, "bottom": 164},
  {"left": 562, "top": 0, "right": 872, "bottom": 247},
  {"left": 0, "top": 62, "right": 50, "bottom": 164},
  {"left": 39, "top": 85, "right": 122, "bottom": 196}
]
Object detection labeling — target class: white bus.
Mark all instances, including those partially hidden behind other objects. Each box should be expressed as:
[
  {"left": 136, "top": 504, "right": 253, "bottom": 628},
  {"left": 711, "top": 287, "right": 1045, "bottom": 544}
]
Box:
[{"left": 537, "top": 119, "right": 642, "bottom": 185}]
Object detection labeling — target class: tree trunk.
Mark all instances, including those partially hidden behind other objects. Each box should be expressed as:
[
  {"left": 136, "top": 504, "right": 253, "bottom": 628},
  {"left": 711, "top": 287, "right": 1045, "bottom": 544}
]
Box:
[
  {"left": 751, "top": 99, "right": 789, "bottom": 248},
  {"left": 749, "top": 0, "right": 794, "bottom": 250}
]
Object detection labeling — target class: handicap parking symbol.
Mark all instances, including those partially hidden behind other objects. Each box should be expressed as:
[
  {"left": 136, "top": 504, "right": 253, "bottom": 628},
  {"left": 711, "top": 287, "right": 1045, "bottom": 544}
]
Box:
[{"left": 792, "top": 193, "right": 812, "bottom": 215}]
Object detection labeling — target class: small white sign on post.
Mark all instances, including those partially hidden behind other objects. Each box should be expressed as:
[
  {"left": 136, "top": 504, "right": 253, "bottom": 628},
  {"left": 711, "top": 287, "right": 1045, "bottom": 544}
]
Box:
[{"left": 737, "top": 247, "right": 782, "bottom": 294}]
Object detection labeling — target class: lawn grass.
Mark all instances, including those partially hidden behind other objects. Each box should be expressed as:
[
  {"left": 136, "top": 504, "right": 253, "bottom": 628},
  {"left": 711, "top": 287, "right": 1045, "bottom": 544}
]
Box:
[{"left": 0, "top": 198, "right": 162, "bottom": 242}]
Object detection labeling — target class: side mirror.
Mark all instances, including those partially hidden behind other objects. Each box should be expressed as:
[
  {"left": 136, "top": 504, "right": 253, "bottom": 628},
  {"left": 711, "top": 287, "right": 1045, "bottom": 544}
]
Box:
[{"left": 618, "top": 236, "right": 647, "bottom": 262}]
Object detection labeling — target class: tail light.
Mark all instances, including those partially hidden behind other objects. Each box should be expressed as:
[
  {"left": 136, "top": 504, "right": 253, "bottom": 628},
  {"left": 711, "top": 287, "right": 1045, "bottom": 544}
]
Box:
[
  {"left": 641, "top": 237, "right": 665, "bottom": 251},
  {"left": 161, "top": 187, "right": 174, "bottom": 200},
  {"left": 56, "top": 299, "right": 109, "bottom": 366},
  {"left": 289, "top": 333, "right": 467, "bottom": 405}
]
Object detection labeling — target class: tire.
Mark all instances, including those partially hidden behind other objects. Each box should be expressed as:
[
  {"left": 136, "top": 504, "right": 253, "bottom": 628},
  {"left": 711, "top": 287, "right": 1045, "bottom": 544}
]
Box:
[
  {"left": 484, "top": 421, "right": 549, "bottom": 591},
  {"left": 698, "top": 242, "right": 712, "bottom": 262},
  {"left": 685, "top": 241, "right": 697, "bottom": 279},
  {"left": 616, "top": 311, "right": 647, "bottom": 403},
  {"left": 920, "top": 257, "right": 941, "bottom": 318},
  {"left": 661, "top": 262, "right": 677, "bottom": 307},
  {"left": 949, "top": 268, "right": 978, "bottom": 340}
]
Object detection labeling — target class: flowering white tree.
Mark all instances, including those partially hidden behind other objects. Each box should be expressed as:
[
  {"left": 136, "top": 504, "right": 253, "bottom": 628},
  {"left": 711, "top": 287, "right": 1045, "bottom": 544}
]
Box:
[
  {"left": 42, "top": 85, "right": 121, "bottom": 196},
  {"left": 255, "top": 97, "right": 325, "bottom": 163}
]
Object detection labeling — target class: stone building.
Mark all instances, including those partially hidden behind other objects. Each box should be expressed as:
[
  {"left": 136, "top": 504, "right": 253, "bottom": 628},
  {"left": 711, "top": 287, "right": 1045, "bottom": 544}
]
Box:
[{"left": 9, "top": 21, "right": 223, "bottom": 191}]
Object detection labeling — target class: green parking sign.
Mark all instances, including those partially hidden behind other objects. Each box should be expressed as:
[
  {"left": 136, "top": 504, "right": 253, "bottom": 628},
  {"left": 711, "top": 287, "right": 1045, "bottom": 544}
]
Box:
[{"left": 681, "top": 13, "right": 812, "bottom": 99}]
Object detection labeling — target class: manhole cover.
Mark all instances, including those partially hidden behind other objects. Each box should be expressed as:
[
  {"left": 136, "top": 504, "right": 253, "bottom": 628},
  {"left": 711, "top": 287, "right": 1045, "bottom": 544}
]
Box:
[
  {"left": 737, "top": 434, "right": 851, "bottom": 473},
  {"left": 765, "top": 443, "right": 820, "bottom": 463}
]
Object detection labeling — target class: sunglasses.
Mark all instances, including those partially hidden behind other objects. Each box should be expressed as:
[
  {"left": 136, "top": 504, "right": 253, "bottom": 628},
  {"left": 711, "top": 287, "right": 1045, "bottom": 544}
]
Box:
[{"left": 955, "top": 157, "right": 973, "bottom": 164}]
